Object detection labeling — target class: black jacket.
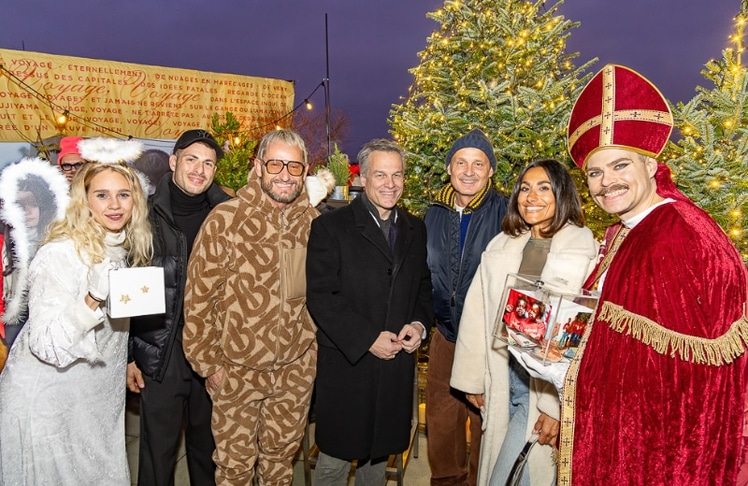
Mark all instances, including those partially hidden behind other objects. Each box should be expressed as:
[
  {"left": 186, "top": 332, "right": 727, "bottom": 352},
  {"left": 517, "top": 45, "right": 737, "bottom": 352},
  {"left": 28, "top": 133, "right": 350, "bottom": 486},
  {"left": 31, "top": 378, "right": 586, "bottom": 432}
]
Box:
[
  {"left": 424, "top": 187, "right": 507, "bottom": 342},
  {"left": 307, "top": 196, "right": 433, "bottom": 460},
  {"left": 128, "top": 175, "right": 230, "bottom": 381}
]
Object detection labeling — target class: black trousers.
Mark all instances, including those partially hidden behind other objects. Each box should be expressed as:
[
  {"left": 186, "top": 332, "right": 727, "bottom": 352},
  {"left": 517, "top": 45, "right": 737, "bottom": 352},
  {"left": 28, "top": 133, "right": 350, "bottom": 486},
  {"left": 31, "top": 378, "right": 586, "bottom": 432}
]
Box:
[{"left": 137, "top": 338, "right": 216, "bottom": 486}]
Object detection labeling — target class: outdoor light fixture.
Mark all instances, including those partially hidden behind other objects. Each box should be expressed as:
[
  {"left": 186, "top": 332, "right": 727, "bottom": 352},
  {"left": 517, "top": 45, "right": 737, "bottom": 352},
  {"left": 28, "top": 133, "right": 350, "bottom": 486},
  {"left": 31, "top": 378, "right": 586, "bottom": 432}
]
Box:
[
  {"left": 305, "top": 99, "right": 313, "bottom": 110},
  {"left": 56, "top": 110, "right": 69, "bottom": 127}
]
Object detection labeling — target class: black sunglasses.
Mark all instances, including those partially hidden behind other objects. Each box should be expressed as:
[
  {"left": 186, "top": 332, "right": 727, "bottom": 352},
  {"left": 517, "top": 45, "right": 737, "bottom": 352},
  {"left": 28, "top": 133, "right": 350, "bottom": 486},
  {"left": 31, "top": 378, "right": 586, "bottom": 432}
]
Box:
[{"left": 61, "top": 162, "right": 85, "bottom": 172}]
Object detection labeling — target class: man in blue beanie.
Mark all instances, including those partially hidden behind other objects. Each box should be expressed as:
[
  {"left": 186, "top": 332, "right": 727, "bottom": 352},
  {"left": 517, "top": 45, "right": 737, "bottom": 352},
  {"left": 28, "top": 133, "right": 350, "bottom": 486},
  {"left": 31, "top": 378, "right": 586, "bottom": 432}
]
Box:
[{"left": 425, "top": 129, "right": 508, "bottom": 486}]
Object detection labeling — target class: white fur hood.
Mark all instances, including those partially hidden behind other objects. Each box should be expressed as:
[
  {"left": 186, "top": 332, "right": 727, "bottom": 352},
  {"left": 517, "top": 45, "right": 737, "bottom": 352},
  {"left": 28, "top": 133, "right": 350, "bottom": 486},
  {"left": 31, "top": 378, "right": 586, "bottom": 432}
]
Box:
[{"left": 1, "top": 158, "right": 69, "bottom": 324}]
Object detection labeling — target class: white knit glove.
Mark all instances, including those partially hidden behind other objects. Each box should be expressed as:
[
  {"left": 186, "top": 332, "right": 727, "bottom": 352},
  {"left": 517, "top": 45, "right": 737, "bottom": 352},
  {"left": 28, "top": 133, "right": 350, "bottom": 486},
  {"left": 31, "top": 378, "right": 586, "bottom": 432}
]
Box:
[
  {"left": 88, "top": 258, "right": 114, "bottom": 302},
  {"left": 508, "top": 346, "right": 569, "bottom": 397}
]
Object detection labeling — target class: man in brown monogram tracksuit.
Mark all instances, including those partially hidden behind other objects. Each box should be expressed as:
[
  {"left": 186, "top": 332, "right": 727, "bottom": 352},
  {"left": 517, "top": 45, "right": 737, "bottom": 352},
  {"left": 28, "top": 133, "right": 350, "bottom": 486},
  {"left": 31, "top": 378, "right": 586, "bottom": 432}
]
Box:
[{"left": 183, "top": 129, "right": 318, "bottom": 486}]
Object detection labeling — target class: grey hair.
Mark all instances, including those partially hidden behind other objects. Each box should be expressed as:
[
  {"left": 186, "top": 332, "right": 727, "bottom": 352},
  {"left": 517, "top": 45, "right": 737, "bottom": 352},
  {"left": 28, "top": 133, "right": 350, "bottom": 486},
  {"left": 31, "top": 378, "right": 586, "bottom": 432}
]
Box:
[
  {"left": 357, "top": 139, "right": 406, "bottom": 176},
  {"left": 256, "top": 129, "right": 308, "bottom": 165}
]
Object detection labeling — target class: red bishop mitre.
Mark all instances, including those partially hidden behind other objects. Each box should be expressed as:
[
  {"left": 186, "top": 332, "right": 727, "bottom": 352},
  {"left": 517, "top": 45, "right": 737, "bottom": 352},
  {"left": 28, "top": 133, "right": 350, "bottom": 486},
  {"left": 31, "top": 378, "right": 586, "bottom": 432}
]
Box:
[{"left": 567, "top": 64, "right": 673, "bottom": 168}]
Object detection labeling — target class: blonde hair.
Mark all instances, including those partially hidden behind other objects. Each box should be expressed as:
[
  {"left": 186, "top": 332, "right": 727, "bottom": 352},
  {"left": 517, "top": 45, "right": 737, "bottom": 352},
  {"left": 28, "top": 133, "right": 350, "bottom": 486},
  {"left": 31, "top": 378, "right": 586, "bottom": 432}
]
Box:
[
  {"left": 256, "top": 129, "right": 308, "bottom": 165},
  {"left": 44, "top": 162, "right": 153, "bottom": 266}
]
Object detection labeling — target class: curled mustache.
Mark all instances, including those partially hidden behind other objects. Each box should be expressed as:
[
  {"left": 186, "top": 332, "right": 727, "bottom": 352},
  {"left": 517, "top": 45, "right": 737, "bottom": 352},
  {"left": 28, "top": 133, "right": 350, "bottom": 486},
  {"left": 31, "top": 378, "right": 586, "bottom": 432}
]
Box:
[{"left": 594, "top": 184, "right": 628, "bottom": 197}]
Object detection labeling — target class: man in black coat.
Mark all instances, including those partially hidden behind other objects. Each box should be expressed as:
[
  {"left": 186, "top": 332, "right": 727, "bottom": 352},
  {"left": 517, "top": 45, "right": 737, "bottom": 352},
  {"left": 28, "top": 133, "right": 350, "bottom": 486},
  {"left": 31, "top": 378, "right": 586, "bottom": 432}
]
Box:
[
  {"left": 126, "top": 129, "right": 231, "bottom": 486},
  {"left": 307, "top": 138, "right": 433, "bottom": 486}
]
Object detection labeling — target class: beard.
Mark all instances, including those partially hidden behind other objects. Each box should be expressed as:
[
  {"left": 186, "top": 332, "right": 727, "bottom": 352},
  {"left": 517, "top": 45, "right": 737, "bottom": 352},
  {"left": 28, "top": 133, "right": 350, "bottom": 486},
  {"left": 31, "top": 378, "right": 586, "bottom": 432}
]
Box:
[{"left": 261, "top": 175, "right": 303, "bottom": 204}]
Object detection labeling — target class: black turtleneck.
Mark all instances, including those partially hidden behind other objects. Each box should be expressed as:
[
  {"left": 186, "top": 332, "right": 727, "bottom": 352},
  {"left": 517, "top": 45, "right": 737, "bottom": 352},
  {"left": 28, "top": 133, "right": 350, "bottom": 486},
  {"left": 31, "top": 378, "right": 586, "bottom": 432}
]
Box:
[{"left": 169, "top": 178, "right": 211, "bottom": 251}]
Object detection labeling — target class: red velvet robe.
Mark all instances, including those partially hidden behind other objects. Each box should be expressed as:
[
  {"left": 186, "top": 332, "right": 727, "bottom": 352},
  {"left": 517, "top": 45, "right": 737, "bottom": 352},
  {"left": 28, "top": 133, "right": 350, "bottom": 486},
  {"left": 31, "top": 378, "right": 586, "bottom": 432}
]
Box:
[{"left": 559, "top": 164, "right": 748, "bottom": 485}]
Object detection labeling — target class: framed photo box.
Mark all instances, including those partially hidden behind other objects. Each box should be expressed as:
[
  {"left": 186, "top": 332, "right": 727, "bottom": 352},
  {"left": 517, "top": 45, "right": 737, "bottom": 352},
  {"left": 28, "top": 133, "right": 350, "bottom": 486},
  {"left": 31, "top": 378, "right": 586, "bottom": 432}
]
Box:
[{"left": 492, "top": 273, "right": 599, "bottom": 364}]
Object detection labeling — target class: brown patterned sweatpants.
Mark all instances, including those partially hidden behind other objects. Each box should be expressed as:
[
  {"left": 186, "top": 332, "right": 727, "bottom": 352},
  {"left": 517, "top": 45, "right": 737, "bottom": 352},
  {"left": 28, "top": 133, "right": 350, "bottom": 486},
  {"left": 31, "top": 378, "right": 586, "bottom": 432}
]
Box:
[{"left": 211, "top": 344, "right": 316, "bottom": 486}]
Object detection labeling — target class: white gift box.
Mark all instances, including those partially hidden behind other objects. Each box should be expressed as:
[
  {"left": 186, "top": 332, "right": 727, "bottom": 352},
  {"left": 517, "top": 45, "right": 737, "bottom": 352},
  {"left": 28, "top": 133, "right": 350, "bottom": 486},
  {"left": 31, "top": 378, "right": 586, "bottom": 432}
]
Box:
[{"left": 108, "top": 266, "right": 165, "bottom": 318}]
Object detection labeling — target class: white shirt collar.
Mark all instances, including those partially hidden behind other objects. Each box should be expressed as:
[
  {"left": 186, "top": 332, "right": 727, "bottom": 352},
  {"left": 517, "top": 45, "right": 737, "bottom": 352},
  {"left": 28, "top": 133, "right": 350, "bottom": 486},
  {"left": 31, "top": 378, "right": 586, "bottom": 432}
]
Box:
[{"left": 622, "top": 198, "right": 675, "bottom": 229}]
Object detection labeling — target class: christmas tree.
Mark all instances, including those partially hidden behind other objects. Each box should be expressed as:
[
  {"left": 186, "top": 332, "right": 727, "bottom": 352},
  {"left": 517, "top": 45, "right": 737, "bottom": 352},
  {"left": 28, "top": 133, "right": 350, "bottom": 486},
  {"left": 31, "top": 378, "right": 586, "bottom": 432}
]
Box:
[
  {"left": 665, "top": 0, "right": 748, "bottom": 262},
  {"left": 210, "top": 112, "right": 258, "bottom": 192},
  {"left": 210, "top": 106, "right": 292, "bottom": 191},
  {"left": 389, "top": 0, "right": 613, "bottom": 233}
]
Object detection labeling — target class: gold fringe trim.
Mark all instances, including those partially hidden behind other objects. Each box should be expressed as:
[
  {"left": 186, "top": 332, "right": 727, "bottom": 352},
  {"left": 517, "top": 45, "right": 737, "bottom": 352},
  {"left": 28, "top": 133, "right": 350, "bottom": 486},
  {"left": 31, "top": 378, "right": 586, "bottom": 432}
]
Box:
[
  {"left": 558, "top": 301, "right": 748, "bottom": 485},
  {"left": 598, "top": 301, "right": 748, "bottom": 366}
]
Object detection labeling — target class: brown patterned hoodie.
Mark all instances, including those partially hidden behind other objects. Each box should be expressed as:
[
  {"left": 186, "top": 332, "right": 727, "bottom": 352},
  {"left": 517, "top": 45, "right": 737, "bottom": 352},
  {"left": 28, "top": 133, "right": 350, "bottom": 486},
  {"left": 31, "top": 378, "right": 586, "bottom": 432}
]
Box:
[{"left": 183, "top": 176, "right": 318, "bottom": 376}]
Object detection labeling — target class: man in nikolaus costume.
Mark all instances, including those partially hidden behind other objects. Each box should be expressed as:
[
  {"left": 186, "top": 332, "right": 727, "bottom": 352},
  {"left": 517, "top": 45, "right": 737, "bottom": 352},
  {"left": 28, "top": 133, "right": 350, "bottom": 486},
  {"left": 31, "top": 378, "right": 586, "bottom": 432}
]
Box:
[{"left": 515, "top": 64, "right": 748, "bottom": 485}]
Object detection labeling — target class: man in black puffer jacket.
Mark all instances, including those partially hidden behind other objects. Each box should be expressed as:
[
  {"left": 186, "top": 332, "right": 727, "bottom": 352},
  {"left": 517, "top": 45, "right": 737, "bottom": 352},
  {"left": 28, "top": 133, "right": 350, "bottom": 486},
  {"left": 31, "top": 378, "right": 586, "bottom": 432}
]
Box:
[
  {"left": 424, "top": 129, "right": 508, "bottom": 486},
  {"left": 127, "top": 130, "right": 231, "bottom": 486}
]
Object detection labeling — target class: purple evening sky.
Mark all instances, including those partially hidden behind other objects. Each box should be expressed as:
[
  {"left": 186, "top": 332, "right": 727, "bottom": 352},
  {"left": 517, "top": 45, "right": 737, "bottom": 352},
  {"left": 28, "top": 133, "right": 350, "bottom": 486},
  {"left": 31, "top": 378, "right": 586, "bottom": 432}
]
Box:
[{"left": 0, "top": 0, "right": 741, "bottom": 155}]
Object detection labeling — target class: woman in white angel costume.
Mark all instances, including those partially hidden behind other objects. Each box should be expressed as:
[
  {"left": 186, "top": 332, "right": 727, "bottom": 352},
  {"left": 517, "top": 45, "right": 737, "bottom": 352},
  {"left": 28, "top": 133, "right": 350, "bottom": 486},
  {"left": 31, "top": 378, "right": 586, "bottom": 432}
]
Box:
[{"left": 0, "top": 138, "right": 152, "bottom": 486}]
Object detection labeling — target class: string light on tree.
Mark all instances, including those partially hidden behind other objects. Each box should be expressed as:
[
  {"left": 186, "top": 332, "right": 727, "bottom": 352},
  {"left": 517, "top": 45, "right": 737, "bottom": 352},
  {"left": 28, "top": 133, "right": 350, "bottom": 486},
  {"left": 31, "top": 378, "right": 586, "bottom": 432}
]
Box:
[
  {"left": 665, "top": 0, "right": 748, "bottom": 261},
  {"left": 389, "top": 0, "right": 611, "bottom": 233}
]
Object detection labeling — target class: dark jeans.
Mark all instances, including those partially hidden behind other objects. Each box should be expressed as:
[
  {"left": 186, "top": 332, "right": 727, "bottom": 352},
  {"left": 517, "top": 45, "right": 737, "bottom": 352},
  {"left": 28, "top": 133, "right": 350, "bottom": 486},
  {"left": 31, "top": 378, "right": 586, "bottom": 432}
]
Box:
[
  {"left": 426, "top": 330, "right": 482, "bottom": 486},
  {"left": 137, "top": 340, "right": 216, "bottom": 486}
]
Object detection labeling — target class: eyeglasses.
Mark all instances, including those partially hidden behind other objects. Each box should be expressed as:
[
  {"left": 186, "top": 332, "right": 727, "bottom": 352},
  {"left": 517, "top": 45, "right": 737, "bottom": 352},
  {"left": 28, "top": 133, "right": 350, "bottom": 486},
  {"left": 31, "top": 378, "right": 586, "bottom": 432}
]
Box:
[
  {"left": 259, "top": 159, "right": 306, "bottom": 177},
  {"left": 61, "top": 162, "right": 85, "bottom": 172}
]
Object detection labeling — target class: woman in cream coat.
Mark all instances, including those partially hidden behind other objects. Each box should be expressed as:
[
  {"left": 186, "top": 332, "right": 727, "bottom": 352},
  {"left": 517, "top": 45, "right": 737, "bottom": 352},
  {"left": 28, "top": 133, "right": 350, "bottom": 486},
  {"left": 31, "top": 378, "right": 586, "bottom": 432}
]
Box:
[{"left": 451, "top": 159, "right": 598, "bottom": 485}]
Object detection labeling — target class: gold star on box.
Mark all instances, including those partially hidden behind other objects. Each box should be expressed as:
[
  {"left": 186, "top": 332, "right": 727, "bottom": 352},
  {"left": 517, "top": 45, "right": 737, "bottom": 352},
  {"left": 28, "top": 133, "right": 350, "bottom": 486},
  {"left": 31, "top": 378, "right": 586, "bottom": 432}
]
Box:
[{"left": 108, "top": 267, "right": 165, "bottom": 318}]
